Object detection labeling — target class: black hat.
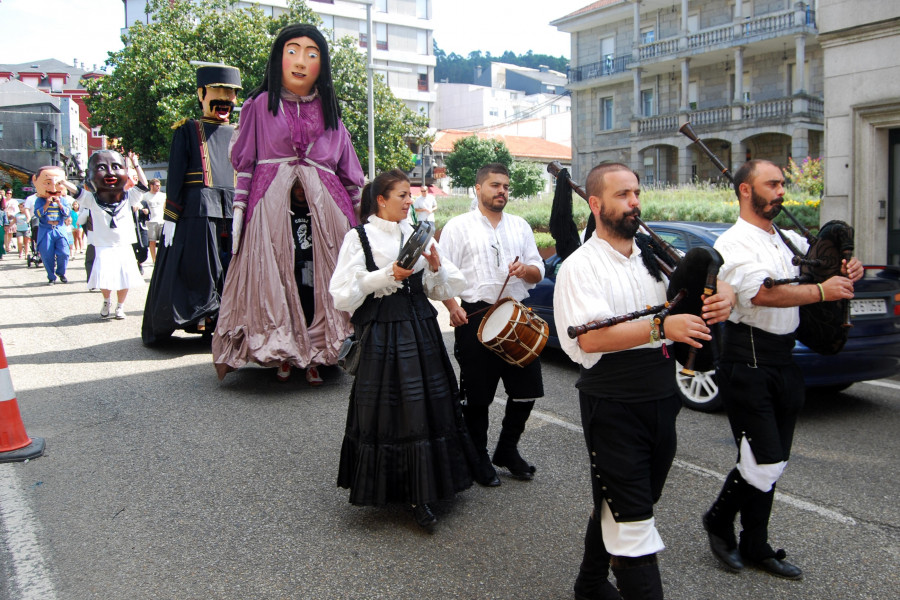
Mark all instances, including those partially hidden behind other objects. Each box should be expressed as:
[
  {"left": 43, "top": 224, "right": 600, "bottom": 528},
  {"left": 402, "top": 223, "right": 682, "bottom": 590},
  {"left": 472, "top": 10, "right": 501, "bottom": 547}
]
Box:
[{"left": 196, "top": 64, "right": 242, "bottom": 90}]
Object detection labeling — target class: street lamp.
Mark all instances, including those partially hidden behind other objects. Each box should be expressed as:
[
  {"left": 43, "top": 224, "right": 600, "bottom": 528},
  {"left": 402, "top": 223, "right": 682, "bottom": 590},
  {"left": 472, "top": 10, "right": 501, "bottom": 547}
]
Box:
[{"left": 420, "top": 142, "right": 432, "bottom": 189}]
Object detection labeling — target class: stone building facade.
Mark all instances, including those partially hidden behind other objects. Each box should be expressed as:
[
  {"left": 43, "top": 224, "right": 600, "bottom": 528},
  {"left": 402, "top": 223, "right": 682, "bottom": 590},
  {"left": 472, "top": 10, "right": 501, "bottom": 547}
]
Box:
[
  {"left": 818, "top": 0, "right": 900, "bottom": 265},
  {"left": 552, "top": 0, "right": 823, "bottom": 186}
]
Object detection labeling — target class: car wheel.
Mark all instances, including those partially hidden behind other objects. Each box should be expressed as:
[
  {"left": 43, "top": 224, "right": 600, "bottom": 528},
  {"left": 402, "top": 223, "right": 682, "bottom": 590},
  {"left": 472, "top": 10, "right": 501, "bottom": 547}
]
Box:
[{"left": 675, "top": 363, "right": 722, "bottom": 412}]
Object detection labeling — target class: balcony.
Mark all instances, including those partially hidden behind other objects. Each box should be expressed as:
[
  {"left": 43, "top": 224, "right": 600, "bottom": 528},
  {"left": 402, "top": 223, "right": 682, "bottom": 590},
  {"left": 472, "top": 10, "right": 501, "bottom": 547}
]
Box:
[
  {"left": 635, "top": 7, "right": 818, "bottom": 67},
  {"left": 634, "top": 94, "right": 823, "bottom": 135},
  {"left": 568, "top": 55, "right": 629, "bottom": 84}
]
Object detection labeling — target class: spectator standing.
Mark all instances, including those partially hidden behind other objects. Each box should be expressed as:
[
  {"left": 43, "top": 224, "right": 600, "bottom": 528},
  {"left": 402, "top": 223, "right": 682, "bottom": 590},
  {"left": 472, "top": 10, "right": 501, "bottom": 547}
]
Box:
[
  {"left": 144, "top": 178, "right": 166, "bottom": 263},
  {"left": 71, "top": 200, "right": 84, "bottom": 253},
  {"left": 413, "top": 186, "right": 436, "bottom": 223},
  {"left": 14, "top": 203, "right": 30, "bottom": 259}
]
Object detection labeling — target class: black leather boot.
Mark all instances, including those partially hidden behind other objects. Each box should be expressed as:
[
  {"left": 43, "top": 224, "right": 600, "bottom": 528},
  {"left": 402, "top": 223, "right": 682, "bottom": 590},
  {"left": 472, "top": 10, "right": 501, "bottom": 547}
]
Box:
[
  {"left": 574, "top": 515, "right": 622, "bottom": 600},
  {"left": 492, "top": 399, "right": 536, "bottom": 480},
  {"left": 462, "top": 403, "right": 500, "bottom": 487},
  {"left": 702, "top": 468, "right": 747, "bottom": 571},
  {"left": 738, "top": 484, "right": 802, "bottom": 579},
  {"left": 610, "top": 554, "right": 664, "bottom": 600}
]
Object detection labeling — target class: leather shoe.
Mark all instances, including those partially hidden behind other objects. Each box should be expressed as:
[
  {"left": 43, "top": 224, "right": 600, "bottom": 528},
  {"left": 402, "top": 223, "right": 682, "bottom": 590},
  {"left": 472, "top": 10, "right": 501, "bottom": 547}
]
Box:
[
  {"left": 412, "top": 503, "right": 436, "bottom": 528},
  {"left": 748, "top": 554, "right": 802, "bottom": 580},
  {"left": 702, "top": 513, "right": 743, "bottom": 572},
  {"left": 492, "top": 447, "right": 536, "bottom": 481},
  {"left": 476, "top": 473, "right": 501, "bottom": 487}
]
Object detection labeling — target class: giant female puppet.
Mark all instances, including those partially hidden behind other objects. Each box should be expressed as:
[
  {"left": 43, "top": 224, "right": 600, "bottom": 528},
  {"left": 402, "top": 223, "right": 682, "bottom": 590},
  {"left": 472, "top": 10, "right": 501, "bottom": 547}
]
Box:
[
  {"left": 142, "top": 64, "right": 242, "bottom": 344},
  {"left": 212, "top": 24, "right": 365, "bottom": 384}
]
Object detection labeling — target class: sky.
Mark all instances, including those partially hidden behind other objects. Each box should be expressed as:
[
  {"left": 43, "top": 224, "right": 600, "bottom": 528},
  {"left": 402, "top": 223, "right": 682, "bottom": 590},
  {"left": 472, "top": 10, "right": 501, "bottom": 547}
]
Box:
[{"left": 0, "top": 0, "right": 591, "bottom": 69}]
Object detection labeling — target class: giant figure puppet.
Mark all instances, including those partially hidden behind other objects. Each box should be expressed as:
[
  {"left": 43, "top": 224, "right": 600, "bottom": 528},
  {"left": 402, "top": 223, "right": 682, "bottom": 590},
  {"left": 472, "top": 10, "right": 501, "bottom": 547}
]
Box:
[
  {"left": 141, "top": 63, "right": 242, "bottom": 344},
  {"left": 212, "top": 24, "right": 365, "bottom": 384}
]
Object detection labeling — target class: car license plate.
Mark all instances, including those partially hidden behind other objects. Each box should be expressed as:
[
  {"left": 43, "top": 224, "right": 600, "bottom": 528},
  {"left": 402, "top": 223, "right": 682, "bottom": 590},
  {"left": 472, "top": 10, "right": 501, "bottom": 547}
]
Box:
[{"left": 850, "top": 298, "right": 886, "bottom": 316}]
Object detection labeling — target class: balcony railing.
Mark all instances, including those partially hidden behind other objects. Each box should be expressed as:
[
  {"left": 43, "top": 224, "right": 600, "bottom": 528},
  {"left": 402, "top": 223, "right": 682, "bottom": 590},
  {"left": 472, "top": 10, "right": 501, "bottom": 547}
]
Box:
[
  {"left": 742, "top": 97, "right": 793, "bottom": 120},
  {"left": 639, "top": 38, "right": 679, "bottom": 60},
  {"left": 687, "top": 24, "right": 733, "bottom": 49},
  {"left": 634, "top": 95, "right": 822, "bottom": 134},
  {"left": 569, "top": 55, "right": 629, "bottom": 83}
]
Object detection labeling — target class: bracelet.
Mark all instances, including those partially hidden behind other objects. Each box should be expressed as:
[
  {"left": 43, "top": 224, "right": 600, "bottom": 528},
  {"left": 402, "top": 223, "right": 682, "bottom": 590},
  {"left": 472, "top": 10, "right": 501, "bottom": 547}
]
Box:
[
  {"left": 649, "top": 321, "right": 660, "bottom": 343},
  {"left": 816, "top": 283, "right": 825, "bottom": 302}
]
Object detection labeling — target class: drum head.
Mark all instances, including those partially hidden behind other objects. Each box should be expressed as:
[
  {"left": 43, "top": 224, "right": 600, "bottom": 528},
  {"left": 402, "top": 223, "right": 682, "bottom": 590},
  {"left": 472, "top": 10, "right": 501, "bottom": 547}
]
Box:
[{"left": 480, "top": 300, "right": 516, "bottom": 342}]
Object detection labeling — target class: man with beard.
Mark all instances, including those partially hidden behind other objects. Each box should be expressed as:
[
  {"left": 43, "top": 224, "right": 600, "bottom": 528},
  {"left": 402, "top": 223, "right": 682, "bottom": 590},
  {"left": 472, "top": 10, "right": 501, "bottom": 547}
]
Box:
[
  {"left": 142, "top": 63, "right": 241, "bottom": 344},
  {"left": 554, "top": 162, "right": 734, "bottom": 600},
  {"left": 701, "top": 160, "right": 862, "bottom": 581},
  {"left": 439, "top": 163, "right": 545, "bottom": 487}
]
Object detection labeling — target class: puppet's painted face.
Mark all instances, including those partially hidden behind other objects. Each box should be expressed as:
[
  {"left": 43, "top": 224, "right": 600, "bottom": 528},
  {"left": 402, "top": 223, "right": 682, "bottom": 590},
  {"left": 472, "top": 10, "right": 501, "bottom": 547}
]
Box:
[
  {"left": 282, "top": 36, "right": 321, "bottom": 97},
  {"left": 32, "top": 168, "right": 65, "bottom": 198},
  {"left": 88, "top": 151, "right": 128, "bottom": 194},
  {"left": 199, "top": 86, "right": 238, "bottom": 122}
]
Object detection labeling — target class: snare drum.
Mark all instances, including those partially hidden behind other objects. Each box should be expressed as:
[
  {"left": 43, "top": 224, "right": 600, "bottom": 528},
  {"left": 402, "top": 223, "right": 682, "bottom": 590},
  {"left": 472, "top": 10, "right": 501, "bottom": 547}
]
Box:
[{"left": 477, "top": 297, "right": 549, "bottom": 367}]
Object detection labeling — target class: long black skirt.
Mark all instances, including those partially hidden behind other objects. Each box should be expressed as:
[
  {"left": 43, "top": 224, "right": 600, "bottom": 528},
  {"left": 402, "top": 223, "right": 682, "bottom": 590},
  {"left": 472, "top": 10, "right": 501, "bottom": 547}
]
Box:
[
  {"left": 141, "top": 216, "right": 229, "bottom": 344},
  {"left": 337, "top": 303, "right": 478, "bottom": 507}
]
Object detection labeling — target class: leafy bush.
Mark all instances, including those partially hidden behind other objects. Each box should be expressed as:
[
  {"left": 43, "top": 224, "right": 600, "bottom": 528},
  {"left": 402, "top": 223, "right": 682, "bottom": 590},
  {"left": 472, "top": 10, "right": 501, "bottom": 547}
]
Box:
[{"left": 784, "top": 157, "right": 824, "bottom": 197}]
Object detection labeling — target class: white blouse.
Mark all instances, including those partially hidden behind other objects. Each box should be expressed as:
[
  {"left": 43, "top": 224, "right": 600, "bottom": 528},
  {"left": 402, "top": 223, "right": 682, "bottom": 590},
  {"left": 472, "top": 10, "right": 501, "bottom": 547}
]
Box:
[
  {"left": 329, "top": 215, "right": 466, "bottom": 314},
  {"left": 714, "top": 217, "right": 810, "bottom": 335},
  {"left": 75, "top": 188, "right": 143, "bottom": 248}
]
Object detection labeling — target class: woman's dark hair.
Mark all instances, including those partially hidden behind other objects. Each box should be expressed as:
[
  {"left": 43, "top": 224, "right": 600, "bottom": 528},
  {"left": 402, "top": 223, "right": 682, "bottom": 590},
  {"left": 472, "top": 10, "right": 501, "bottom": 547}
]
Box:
[
  {"left": 251, "top": 24, "right": 341, "bottom": 129},
  {"left": 359, "top": 169, "right": 410, "bottom": 223}
]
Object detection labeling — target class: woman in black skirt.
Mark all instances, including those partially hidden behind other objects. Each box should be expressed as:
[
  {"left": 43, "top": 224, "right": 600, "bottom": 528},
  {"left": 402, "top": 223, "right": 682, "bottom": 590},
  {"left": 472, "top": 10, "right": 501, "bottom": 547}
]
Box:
[{"left": 329, "top": 169, "right": 477, "bottom": 529}]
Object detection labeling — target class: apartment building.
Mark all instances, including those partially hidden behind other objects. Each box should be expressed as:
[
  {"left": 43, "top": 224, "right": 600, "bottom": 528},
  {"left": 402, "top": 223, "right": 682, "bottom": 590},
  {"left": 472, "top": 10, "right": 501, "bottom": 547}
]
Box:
[
  {"left": 0, "top": 59, "right": 100, "bottom": 176},
  {"left": 552, "top": 0, "right": 822, "bottom": 185},
  {"left": 122, "top": 0, "right": 436, "bottom": 120}
]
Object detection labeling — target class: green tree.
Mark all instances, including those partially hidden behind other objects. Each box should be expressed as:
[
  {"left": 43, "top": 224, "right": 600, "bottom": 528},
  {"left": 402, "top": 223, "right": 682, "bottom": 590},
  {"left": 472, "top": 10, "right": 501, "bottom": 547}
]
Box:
[
  {"left": 84, "top": 0, "right": 428, "bottom": 171},
  {"left": 508, "top": 160, "right": 544, "bottom": 199},
  {"left": 444, "top": 136, "right": 512, "bottom": 190}
]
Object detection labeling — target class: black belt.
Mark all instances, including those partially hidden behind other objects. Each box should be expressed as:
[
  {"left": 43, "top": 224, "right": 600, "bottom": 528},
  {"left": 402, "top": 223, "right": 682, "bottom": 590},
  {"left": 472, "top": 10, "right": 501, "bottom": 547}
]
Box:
[{"left": 721, "top": 322, "right": 795, "bottom": 365}]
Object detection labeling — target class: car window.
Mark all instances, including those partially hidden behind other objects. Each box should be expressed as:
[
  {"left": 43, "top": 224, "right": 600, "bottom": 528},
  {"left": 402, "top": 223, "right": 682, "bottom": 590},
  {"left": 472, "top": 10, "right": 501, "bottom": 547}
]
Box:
[
  {"left": 687, "top": 233, "right": 713, "bottom": 250},
  {"left": 656, "top": 230, "right": 688, "bottom": 253}
]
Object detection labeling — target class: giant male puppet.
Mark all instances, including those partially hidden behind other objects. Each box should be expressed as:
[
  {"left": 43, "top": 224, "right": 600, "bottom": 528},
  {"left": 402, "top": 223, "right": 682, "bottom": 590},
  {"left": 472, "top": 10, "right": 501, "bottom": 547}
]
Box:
[{"left": 142, "top": 64, "right": 242, "bottom": 344}]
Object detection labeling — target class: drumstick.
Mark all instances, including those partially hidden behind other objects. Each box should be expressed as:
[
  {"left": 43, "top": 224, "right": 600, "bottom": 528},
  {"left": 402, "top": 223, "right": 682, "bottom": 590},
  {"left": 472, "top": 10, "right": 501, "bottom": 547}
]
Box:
[{"left": 466, "top": 256, "right": 520, "bottom": 319}]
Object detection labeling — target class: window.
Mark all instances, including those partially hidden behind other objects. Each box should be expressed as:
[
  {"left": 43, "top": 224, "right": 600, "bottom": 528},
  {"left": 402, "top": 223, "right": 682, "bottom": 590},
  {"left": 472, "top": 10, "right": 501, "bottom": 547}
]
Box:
[
  {"left": 358, "top": 21, "right": 368, "bottom": 48},
  {"left": 375, "top": 22, "right": 388, "bottom": 51},
  {"left": 376, "top": 0, "right": 387, "bottom": 12},
  {"left": 641, "top": 27, "right": 655, "bottom": 45},
  {"left": 489, "top": 108, "right": 499, "bottom": 117},
  {"left": 601, "top": 37, "right": 615, "bottom": 75},
  {"left": 551, "top": 104, "right": 559, "bottom": 115},
  {"left": 600, "top": 97, "right": 613, "bottom": 130},
  {"left": 320, "top": 14, "right": 334, "bottom": 39},
  {"left": 418, "top": 66, "right": 428, "bottom": 92},
  {"left": 641, "top": 89, "right": 654, "bottom": 117},
  {"left": 416, "top": 0, "right": 427, "bottom": 19},
  {"left": 417, "top": 30, "right": 427, "bottom": 55}
]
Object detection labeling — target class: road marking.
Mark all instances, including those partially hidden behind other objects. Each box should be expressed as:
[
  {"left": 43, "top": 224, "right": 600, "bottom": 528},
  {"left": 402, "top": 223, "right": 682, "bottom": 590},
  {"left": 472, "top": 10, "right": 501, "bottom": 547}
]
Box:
[
  {"left": 0, "top": 466, "right": 57, "bottom": 600},
  {"left": 861, "top": 379, "right": 900, "bottom": 391},
  {"left": 498, "top": 398, "right": 859, "bottom": 526}
]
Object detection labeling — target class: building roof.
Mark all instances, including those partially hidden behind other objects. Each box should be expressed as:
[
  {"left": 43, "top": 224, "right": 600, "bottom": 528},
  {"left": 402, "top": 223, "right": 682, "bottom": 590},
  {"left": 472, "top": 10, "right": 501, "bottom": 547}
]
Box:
[
  {"left": 552, "top": 0, "right": 625, "bottom": 24},
  {"left": 433, "top": 130, "right": 571, "bottom": 162},
  {"left": 0, "top": 78, "right": 61, "bottom": 109},
  {"left": 0, "top": 58, "right": 106, "bottom": 91}
]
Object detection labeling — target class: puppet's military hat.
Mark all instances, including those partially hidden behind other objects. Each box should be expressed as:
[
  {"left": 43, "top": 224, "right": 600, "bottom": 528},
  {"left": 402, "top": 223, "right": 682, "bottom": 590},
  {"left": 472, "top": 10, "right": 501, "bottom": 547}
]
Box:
[{"left": 196, "top": 63, "right": 242, "bottom": 89}]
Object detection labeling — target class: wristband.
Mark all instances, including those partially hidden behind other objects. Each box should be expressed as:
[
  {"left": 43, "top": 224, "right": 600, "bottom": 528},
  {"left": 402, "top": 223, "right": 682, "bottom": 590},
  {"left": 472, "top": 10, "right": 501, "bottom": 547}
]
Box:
[
  {"left": 816, "top": 283, "right": 825, "bottom": 302},
  {"left": 658, "top": 316, "right": 666, "bottom": 340}
]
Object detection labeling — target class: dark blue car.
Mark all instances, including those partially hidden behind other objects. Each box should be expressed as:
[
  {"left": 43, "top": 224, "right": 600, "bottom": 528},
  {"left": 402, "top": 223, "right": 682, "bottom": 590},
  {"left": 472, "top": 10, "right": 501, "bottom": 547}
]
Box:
[{"left": 525, "top": 222, "right": 900, "bottom": 411}]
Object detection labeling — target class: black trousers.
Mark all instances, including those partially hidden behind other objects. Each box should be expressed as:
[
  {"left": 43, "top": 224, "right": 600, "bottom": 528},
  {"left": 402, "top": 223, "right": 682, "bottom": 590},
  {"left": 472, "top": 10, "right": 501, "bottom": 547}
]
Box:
[{"left": 579, "top": 392, "right": 681, "bottom": 522}]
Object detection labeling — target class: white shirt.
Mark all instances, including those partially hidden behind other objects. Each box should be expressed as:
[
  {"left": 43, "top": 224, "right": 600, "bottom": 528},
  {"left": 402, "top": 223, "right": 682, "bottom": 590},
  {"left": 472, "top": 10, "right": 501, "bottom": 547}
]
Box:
[
  {"left": 330, "top": 215, "right": 466, "bottom": 314},
  {"left": 413, "top": 194, "right": 436, "bottom": 222},
  {"left": 75, "top": 188, "right": 144, "bottom": 247},
  {"left": 23, "top": 194, "right": 36, "bottom": 212},
  {"left": 714, "top": 217, "right": 810, "bottom": 335},
  {"left": 554, "top": 234, "right": 670, "bottom": 369},
  {"left": 439, "top": 209, "right": 544, "bottom": 304},
  {"left": 144, "top": 191, "right": 167, "bottom": 224}
]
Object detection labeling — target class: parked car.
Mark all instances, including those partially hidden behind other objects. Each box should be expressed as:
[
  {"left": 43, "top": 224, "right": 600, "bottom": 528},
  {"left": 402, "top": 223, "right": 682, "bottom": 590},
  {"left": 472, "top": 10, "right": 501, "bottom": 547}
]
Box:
[{"left": 525, "top": 221, "right": 900, "bottom": 412}]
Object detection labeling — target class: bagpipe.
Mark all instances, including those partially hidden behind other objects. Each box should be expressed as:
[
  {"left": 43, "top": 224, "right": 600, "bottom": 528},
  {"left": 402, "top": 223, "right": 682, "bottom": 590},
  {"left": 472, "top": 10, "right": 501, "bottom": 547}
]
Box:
[
  {"left": 547, "top": 161, "right": 723, "bottom": 376},
  {"left": 679, "top": 122, "right": 854, "bottom": 355}
]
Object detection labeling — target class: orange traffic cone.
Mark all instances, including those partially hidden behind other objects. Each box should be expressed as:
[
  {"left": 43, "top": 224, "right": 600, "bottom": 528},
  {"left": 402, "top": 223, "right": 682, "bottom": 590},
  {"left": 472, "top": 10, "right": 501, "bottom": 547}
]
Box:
[{"left": 0, "top": 335, "right": 45, "bottom": 463}]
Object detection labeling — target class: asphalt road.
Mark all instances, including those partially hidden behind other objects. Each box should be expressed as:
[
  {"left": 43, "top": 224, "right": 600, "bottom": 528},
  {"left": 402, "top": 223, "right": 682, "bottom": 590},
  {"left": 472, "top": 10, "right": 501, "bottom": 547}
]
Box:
[{"left": 1, "top": 253, "right": 898, "bottom": 600}]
